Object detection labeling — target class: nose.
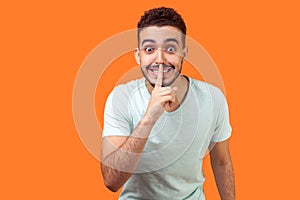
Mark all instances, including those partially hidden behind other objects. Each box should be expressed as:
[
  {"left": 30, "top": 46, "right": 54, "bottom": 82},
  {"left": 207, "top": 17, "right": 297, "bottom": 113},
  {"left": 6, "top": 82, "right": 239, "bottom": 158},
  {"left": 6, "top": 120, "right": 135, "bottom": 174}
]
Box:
[{"left": 154, "top": 48, "right": 166, "bottom": 64}]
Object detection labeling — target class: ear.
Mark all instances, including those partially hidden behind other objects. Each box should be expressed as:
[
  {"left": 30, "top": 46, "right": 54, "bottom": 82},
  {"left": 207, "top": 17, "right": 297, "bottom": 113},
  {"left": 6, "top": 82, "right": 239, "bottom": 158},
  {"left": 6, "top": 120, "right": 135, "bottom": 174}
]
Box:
[
  {"left": 183, "top": 46, "right": 188, "bottom": 60},
  {"left": 134, "top": 48, "right": 141, "bottom": 65}
]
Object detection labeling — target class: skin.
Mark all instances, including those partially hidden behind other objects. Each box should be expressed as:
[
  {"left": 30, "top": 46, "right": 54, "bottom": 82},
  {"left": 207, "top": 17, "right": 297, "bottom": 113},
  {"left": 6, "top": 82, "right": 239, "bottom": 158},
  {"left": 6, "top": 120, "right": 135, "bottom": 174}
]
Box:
[
  {"left": 210, "top": 141, "right": 236, "bottom": 199},
  {"left": 101, "top": 26, "right": 235, "bottom": 199},
  {"left": 136, "top": 26, "right": 187, "bottom": 89}
]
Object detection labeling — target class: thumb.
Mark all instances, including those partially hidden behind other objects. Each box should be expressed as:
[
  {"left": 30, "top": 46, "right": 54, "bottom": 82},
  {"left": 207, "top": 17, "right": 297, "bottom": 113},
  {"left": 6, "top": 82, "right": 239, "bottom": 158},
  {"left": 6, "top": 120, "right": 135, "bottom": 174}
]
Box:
[{"left": 172, "top": 87, "right": 178, "bottom": 92}]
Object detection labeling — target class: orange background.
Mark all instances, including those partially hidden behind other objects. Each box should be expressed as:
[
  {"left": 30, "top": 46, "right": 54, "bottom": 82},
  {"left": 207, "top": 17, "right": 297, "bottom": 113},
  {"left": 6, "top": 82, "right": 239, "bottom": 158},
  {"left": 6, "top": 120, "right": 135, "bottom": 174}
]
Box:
[{"left": 1, "top": 0, "right": 299, "bottom": 199}]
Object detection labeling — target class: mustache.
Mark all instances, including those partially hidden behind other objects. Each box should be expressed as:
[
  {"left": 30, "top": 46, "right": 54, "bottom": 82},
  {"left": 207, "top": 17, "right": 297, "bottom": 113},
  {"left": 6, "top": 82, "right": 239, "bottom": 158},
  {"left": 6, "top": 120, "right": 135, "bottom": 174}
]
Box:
[{"left": 145, "top": 64, "right": 175, "bottom": 70}]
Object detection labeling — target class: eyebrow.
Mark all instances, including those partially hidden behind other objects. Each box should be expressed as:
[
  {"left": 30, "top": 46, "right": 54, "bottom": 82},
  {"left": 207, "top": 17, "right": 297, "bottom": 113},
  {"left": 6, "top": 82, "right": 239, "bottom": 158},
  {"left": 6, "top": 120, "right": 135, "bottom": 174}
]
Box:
[
  {"left": 164, "top": 38, "right": 179, "bottom": 45},
  {"left": 141, "top": 39, "right": 155, "bottom": 46},
  {"left": 141, "top": 38, "right": 179, "bottom": 46}
]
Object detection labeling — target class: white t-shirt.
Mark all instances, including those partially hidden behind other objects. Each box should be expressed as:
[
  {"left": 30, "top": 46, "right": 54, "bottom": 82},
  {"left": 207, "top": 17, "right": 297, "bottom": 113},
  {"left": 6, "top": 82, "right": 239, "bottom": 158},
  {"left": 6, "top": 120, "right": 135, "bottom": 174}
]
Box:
[{"left": 102, "top": 77, "right": 232, "bottom": 200}]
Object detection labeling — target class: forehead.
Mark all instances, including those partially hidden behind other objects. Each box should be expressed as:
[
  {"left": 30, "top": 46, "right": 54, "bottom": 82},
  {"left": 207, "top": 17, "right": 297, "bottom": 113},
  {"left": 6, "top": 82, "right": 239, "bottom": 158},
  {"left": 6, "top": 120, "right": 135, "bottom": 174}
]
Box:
[{"left": 139, "top": 26, "right": 184, "bottom": 45}]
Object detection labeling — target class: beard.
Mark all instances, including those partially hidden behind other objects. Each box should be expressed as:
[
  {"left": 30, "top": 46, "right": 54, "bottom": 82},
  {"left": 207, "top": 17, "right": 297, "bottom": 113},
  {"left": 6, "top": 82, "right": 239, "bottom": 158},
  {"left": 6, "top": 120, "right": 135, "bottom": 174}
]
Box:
[{"left": 141, "top": 63, "right": 182, "bottom": 87}]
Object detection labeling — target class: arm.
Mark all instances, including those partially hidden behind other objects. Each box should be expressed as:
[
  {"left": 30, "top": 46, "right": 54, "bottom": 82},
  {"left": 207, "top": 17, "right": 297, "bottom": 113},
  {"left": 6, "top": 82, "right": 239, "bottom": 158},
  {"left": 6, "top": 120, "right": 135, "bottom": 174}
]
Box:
[
  {"left": 101, "top": 64, "right": 179, "bottom": 192},
  {"left": 101, "top": 118, "right": 155, "bottom": 192},
  {"left": 210, "top": 140, "right": 235, "bottom": 200}
]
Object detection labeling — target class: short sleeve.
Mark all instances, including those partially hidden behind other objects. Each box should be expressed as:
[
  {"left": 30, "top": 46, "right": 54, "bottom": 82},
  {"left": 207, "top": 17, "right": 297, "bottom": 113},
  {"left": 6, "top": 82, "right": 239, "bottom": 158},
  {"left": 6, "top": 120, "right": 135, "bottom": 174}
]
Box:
[
  {"left": 211, "top": 92, "right": 232, "bottom": 142},
  {"left": 102, "top": 86, "right": 132, "bottom": 138}
]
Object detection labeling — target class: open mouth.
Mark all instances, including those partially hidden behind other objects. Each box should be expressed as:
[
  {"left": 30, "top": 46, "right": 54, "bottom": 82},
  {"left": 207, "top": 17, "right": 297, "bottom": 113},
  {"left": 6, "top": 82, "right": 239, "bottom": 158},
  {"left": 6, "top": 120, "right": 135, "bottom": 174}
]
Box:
[{"left": 147, "top": 65, "right": 175, "bottom": 78}]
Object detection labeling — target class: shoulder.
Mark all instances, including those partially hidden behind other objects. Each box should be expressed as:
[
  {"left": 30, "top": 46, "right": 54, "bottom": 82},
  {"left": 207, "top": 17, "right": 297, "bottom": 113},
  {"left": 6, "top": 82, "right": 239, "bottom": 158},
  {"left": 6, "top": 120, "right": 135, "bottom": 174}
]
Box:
[
  {"left": 189, "top": 77, "right": 226, "bottom": 101},
  {"left": 109, "top": 78, "right": 145, "bottom": 97}
]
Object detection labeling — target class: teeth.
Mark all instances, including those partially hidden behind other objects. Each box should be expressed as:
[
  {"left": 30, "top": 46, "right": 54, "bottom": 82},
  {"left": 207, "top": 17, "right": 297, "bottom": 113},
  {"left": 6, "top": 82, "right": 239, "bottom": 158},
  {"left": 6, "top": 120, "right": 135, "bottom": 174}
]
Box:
[
  {"left": 150, "top": 68, "right": 172, "bottom": 73},
  {"left": 163, "top": 68, "right": 172, "bottom": 72}
]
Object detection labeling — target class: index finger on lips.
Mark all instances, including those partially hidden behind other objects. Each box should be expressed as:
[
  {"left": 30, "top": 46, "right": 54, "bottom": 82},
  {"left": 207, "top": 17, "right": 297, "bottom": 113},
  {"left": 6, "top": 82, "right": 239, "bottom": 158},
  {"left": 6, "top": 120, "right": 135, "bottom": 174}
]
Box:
[{"left": 155, "top": 64, "right": 163, "bottom": 88}]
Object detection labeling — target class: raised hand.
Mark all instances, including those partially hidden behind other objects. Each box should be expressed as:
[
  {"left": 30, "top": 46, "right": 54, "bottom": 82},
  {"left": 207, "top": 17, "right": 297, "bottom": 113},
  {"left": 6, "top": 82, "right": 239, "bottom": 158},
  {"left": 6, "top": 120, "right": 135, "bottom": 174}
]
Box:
[{"left": 141, "top": 64, "right": 179, "bottom": 125}]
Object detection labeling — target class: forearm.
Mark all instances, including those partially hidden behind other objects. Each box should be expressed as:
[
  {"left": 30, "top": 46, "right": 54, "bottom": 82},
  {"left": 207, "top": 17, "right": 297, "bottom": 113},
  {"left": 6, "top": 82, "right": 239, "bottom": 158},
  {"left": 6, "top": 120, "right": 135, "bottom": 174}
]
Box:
[
  {"left": 101, "top": 117, "right": 154, "bottom": 192},
  {"left": 212, "top": 161, "right": 235, "bottom": 200}
]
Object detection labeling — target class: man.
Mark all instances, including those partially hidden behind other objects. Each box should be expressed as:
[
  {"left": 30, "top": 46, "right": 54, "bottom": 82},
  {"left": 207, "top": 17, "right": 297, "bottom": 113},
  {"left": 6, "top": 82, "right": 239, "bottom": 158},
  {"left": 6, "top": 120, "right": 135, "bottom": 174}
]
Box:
[{"left": 101, "top": 7, "right": 235, "bottom": 200}]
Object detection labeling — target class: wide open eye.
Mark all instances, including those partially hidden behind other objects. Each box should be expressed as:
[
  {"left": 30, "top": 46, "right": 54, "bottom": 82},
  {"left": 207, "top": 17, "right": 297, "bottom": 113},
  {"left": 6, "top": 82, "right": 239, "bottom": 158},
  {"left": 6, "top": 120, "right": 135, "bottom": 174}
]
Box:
[
  {"left": 165, "top": 46, "right": 176, "bottom": 53},
  {"left": 143, "top": 47, "right": 156, "bottom": 54}
]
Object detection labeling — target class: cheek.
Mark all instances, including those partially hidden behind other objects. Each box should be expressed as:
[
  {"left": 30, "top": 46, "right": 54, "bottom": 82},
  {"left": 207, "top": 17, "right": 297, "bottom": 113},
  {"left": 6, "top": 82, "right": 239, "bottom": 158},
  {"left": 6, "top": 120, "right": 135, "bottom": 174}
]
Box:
[
  {"left": 140, "top": 57, "right": 152, "bottom": 66},
  {"left": 140, "top": 54, "right": 183, "bottom": 66},
  {"left": 169, "top": 56, "right": 183, "bottom": 66}
]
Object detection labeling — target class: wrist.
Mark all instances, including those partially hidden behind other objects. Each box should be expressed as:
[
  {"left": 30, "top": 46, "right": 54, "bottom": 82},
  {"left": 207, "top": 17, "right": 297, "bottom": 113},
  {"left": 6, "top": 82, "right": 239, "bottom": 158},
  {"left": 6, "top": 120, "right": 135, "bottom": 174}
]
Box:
[
  {"left": 140, "top": 114, "right": 155, "bottom": 127},
  {"left": 132, "top": 115, "right": 156, "bottom": 139}
]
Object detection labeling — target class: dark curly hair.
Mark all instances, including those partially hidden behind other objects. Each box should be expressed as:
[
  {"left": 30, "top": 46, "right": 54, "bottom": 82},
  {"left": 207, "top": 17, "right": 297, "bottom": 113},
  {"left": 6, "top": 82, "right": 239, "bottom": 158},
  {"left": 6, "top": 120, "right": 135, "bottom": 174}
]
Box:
[{"left": 137, "top": 7, "right": 187, "bottom": 46}]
